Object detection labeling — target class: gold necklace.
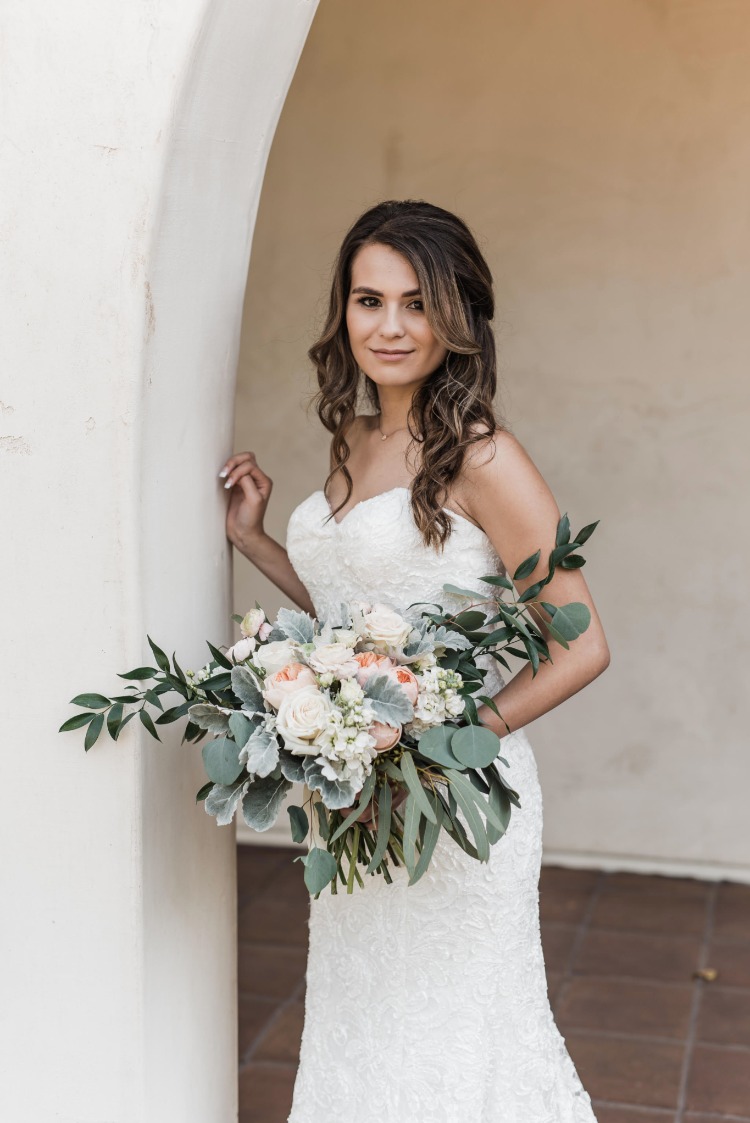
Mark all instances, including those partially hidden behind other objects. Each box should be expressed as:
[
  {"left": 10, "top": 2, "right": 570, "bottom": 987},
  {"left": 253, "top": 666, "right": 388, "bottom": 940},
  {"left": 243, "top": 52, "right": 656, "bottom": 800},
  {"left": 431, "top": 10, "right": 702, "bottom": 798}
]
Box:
[{"left": 376, "top": 413, "right": 409, "bottom": 441}]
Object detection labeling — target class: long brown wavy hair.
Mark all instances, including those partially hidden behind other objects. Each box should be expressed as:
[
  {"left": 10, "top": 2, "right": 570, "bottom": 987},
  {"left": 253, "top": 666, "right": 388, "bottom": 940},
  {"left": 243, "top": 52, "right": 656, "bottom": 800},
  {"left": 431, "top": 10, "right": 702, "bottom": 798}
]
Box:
[{"left": 307, "top": 199, "right": 508, "bottom": 551}]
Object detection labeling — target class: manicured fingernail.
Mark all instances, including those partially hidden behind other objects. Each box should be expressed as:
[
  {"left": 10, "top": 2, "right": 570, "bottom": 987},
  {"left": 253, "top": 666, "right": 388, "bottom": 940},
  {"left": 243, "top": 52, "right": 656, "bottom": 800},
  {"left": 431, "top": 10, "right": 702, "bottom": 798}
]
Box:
[
  {"left": 218, "top": 468, "right": 228, "bottom": 478},
  {"left": 224, "top": 478, "right": 232, "bottom": 489}
]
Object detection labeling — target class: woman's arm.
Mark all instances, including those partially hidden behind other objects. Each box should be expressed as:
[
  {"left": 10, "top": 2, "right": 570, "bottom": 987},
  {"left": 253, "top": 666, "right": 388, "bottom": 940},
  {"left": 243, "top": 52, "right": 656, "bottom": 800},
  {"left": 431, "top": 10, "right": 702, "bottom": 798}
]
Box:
[
  {"left": 460, "top": 430, "right": 611, "bottom": 739},
  {"left": 221, "top": 450, "right": 317, "bottom": 616}
]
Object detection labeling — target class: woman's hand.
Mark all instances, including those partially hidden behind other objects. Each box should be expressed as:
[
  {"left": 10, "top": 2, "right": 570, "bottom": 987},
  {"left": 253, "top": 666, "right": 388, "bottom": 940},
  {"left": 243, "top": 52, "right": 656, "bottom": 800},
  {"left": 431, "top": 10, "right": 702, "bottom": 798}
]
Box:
[
  {"left": 219, "top": 451, "right": 273, "bottom": 550},
  {"left": 339, "top": 778, "right": 408, "bottom": 830}
]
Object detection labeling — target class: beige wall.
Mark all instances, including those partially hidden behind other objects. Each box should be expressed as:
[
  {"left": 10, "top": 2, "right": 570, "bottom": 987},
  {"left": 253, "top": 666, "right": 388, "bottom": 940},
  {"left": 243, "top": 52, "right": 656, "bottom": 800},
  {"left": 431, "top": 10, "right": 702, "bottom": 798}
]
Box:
[{"left": 234, "top": 0, "right": 750, "bottom": 878}]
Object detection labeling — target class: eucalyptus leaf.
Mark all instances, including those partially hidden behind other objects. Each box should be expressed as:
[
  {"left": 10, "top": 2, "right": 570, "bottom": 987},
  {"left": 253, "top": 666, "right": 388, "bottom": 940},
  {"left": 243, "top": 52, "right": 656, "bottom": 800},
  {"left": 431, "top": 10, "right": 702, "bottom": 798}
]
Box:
[
  {"left": 445, "top": 774, "right": 489, "bottom": 861},
  {"left": 399, "top": 752, "right": 438, "bottom": 824},
  {"left": 409, "top": 790, "right": 443, "bottom": 885},
  {"left": 541, "top": 601, "right": 591, "bottom": 641},
  {"left": 287, "top": 805, "right": 310, "bottom": 844},
  {"left": 401, "top": 793, "right": 422, "bottom": 880},
  {"left": 416, "top": 724, "right": 464, "bottom": 769},
  {"left": 365, "top": 781, "right": 392, "bottom": 874},
  {"left": 241, "top": 774, "right": 292, "bottom": 832},
  {"left": 302, "top": 846, "right": 337, "bottom": 895},
  {"left": 228, "top": 711, "right": 253, "bottom": 748},
  {"left": 329, "top": 770, "right": 378, "bottom": 842},
  {"left": 202, "top": 736, "right": 244, "bottom": 785},
  {"left": 314, "top": 800, "right": 330, "bottom": 841},
  {"left": 450, "top": 724, "right": 500, "bottom": 769}
]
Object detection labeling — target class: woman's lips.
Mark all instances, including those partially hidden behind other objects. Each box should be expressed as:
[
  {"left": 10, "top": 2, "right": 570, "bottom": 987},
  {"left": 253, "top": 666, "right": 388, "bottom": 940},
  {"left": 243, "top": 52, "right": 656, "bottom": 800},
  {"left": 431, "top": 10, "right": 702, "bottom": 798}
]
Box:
[{"left": 371, "top": 349, "right": 414, "bottom": 362}]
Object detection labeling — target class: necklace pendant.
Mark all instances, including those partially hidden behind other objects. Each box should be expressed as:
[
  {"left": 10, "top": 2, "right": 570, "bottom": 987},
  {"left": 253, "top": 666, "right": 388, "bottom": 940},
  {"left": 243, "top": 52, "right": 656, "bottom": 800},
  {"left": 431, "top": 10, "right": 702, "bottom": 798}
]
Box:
[{"left": 381, "top": 432, "right": 388, "bottom": 440}]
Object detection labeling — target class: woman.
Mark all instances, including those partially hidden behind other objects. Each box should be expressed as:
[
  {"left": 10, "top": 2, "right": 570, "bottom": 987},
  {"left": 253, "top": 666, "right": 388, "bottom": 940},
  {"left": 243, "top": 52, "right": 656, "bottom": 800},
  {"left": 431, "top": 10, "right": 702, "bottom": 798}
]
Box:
[{"left": 220, "top": 200, "right": 610, "bottom": 1122}]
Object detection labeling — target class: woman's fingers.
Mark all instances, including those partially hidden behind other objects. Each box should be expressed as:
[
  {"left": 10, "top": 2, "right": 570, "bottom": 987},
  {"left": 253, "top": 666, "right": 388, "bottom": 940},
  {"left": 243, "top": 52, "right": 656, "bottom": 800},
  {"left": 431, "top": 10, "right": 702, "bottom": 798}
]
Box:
[{"left": 221, "top": 456, "right": 272, "bottom": 495}]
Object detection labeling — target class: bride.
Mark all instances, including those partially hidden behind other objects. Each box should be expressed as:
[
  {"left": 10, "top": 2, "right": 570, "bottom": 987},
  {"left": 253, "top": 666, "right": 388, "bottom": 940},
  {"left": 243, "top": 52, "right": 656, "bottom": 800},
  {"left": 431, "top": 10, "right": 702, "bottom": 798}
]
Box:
[{"left": 220, "top": 200, "right": 610, "bottom": 1122}]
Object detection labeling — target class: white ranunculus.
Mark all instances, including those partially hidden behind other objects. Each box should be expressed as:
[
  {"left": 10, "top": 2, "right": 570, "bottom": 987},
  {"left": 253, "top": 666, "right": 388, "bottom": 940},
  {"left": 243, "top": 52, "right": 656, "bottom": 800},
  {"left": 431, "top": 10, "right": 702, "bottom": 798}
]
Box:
[
  {"left": 363, "top": 604, "right": 413, "bottom": 650},
  {"left": 241, "top": 608, "right": 266, "bottom": 638},
  {"left": 276, "top": 684, "right": 333, "bottom": 755},
  {"left": 254, "top": 639, "right": 300, "bottom": 675},
  {"left": 227, "top": 636, "right": 256, "bottom": 663},
  {"left": 307, "top": 642, "right": 361, "bottom": 679}
]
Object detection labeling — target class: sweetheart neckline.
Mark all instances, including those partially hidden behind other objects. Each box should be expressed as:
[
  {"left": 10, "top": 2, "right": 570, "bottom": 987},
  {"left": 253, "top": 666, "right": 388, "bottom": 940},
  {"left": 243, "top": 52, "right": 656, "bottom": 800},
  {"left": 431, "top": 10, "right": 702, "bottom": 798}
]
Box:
[{"left": 310, "top": 486, "right": 490, "bottom": 539}]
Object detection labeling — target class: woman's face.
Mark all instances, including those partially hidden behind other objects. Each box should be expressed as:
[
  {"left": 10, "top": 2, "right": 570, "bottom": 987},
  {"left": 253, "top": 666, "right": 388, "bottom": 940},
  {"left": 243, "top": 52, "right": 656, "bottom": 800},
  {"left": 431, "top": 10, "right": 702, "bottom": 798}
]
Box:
[{"left": 345, "top": 242, "right": 448, "bottom": 390}]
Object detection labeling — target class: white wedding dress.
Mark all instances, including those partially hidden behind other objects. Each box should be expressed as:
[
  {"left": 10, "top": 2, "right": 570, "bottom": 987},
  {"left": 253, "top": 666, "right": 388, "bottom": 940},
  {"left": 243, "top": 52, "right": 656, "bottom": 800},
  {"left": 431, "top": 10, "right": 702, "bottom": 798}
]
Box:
[{"left": 284, "top": 486, "right": 597, "bottom": 1123}]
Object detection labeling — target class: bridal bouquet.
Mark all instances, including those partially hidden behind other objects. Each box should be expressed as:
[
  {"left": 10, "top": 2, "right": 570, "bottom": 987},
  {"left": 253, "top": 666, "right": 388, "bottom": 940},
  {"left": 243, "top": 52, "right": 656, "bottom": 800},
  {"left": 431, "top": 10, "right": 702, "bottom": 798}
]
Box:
[{"left": 61, "top": 514, "right": 597, "bottom": 896}]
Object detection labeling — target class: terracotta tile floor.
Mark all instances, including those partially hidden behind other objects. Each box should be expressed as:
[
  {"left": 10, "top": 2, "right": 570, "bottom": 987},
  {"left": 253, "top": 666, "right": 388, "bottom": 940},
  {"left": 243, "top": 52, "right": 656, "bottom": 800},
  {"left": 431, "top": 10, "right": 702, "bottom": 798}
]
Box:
[{"left": 237, "top": 846, "right": 750, "bottom": 1123}]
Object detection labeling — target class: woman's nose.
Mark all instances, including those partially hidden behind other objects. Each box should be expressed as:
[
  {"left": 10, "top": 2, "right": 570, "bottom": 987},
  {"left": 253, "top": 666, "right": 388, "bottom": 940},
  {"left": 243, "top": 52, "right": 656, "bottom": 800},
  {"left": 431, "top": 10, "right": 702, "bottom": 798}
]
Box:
[{"left": 379, "top": 303, "right": 406, "bottom": 337}]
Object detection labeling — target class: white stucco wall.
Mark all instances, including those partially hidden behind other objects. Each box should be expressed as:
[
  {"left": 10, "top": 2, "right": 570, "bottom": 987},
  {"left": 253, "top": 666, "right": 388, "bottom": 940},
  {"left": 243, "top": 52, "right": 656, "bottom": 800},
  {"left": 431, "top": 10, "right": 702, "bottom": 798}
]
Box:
[
  {"left": 0, "top": 2, "right": 316, "bottom": 1120},
  {"left": 233, "top": 0, "right": 750, "bottom": 880}
]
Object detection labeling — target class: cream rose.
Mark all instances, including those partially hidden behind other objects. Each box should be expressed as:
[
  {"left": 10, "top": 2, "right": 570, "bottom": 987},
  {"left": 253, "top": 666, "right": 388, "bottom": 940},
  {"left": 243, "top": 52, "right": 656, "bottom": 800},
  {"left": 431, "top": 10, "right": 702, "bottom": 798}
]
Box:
[
  {"left": 363, "top": 604, "right": 413, "bottom": 650},
  {"left": 262, "top": 662, "right": 318, "bottom": 710},
  {"left": 307, "top": 642, "right": 361, "bottom": 679},
  {"left": 275, "top": 683, "right": 333, "bottom": 755},
  {"left": 254, "top": 639, "right": 300, "bottom": 675}
]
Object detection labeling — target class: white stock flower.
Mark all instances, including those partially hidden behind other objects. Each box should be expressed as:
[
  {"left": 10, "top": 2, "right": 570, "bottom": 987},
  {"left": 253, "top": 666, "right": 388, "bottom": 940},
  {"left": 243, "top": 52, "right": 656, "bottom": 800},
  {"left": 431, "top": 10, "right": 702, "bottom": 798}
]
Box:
[
  {"left": 276, "top": 683, "right": 333, "bottom": 755},
  {"left": 338, "top": 677, "right": 365, "bottom": 704}
]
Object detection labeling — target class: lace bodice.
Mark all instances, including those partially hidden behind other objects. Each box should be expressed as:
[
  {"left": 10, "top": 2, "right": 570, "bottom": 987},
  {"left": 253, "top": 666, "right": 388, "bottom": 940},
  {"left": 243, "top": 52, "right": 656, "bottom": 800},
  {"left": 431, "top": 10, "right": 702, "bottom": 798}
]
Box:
[
  {"left": 286, "top": 485, "right": 508, "bottom": 694},
  {"left": 284, "top": 485, "right": 598, "bottom": 1123}
]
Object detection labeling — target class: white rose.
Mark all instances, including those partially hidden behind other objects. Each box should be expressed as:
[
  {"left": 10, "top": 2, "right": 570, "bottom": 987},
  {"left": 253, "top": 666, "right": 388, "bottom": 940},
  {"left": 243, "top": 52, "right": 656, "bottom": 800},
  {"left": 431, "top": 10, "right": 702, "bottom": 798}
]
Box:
[
  {"left": 240, "top": 608, "right": 267, "bottom": 638},
  {"left": 227, "top": 636, "right": 256, "bottom": 663},
  {"left": 307, "top": 642, "right": 361, "bottom": 679},
  {"left": 363, "top": 604, "right": 413, "bottom": 650},
  {"left": 276, "top": 684, "right": 333, "bottom": 755},
  {"left": 254, "top": 639, "right": 300, "bottom": 675},
  {"left": 332, "top": 627, "right": 359, "bottom": 647}
]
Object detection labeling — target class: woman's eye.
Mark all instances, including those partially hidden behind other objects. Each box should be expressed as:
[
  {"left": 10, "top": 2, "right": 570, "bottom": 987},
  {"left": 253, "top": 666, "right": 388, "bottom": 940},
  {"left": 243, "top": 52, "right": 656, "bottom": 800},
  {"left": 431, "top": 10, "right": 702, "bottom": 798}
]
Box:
[
  {"left": 357, "top": 296, "right": 381, "bottom": 308},
  {"left": 409, "top": 300, "right": 424, "bottom": 312}
]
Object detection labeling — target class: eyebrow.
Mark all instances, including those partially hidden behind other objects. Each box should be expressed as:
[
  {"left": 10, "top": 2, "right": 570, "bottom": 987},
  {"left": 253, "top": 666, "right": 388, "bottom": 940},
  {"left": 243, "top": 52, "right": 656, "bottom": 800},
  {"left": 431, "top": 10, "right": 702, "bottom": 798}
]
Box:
[{"left": 351, "top": 286, "right": 422, "bottom": 297}]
